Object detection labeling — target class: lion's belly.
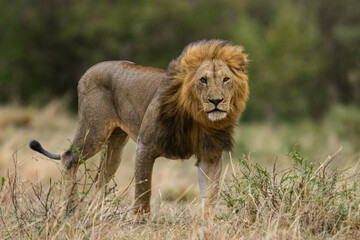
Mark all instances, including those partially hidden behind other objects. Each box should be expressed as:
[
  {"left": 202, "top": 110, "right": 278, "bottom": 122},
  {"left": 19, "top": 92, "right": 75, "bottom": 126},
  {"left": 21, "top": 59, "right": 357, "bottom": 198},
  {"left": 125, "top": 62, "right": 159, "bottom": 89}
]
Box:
[
  {"left": 117, "top": 121, "right": 139, "bottom": 142},
  {"left": 160, "top": 152, "right": 193, "bottom": 160}
]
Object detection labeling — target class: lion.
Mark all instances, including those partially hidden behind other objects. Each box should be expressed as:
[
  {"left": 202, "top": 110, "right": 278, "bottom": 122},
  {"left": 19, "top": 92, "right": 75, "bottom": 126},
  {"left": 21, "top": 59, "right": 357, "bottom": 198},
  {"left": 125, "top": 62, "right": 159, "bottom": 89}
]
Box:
[{"left": 29, "top": 39, "right": 249, "bottom": 216}]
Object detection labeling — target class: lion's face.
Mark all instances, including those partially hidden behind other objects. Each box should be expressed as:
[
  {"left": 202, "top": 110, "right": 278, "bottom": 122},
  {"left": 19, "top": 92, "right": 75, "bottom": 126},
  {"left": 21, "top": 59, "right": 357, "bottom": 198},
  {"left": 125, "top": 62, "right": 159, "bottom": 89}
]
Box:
[
  {"left": 165, "top": 40, "right": 248, "bottom": 127},
  {"left": 192, "top": 59, "right": 238, "bottom": 122}
]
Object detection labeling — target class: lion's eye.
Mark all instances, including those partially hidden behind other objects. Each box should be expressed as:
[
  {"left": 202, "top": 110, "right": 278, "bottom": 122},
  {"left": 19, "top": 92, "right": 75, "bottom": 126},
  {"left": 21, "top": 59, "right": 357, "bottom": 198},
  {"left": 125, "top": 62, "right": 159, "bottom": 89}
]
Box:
[
  {"left": 200, "top": 76, "right": 207, "bottom": 84},
  {"left": 223, "top": 77, "right": 230, "bottom": 82}
]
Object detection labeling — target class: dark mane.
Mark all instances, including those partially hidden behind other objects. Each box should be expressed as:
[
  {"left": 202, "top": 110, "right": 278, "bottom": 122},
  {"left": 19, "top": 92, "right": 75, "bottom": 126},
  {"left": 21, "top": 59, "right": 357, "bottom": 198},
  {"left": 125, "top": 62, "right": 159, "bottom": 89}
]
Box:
[{"left": 156, "top": 103, "right": 195, "bottom": 159}]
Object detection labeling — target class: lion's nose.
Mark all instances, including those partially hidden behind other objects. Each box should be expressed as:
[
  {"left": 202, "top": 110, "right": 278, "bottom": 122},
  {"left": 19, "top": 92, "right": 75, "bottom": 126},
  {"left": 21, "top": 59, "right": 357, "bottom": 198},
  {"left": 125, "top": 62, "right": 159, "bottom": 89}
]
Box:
[{"left": 208, "top": 98, "right": 224, "bottom": 106}]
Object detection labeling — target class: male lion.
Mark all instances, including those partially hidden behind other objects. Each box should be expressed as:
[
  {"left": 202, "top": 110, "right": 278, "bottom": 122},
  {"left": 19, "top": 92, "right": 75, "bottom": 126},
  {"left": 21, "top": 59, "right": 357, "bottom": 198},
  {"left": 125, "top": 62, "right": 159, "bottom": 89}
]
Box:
[{"left": 30, "top": 40, "right": 249, "bottom": 216}]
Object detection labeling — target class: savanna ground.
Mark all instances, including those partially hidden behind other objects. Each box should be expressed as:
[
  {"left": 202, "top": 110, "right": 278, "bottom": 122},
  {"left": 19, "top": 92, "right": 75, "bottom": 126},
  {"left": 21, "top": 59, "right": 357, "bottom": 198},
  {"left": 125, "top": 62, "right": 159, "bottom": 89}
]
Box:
[{"left": 1, "top": 101, "right": 360, "bottom": 239}]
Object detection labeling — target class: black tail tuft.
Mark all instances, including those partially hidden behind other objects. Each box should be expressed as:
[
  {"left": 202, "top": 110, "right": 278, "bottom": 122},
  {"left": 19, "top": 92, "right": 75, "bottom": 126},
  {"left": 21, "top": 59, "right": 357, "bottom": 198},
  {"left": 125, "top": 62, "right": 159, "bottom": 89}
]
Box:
[
  {"left": 29, "top": 140, "right": 61, "bottom": 160},
  {"left": 29, "top": 140, "right": 42, "bottom": 152}
]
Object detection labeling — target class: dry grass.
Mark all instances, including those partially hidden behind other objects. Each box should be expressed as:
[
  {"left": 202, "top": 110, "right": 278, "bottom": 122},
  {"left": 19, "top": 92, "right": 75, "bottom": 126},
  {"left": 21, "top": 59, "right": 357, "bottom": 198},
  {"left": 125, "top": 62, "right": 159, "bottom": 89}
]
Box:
[
  {"left": 0, "top": 101, "right": 199, "bottom": 200},
  {"left": 1, "top": 102, "right": 360, "bottom": 239},
  {"left": 1, "top": 145, "right": 360, "bottom": 239},
  {"left": 221, "top": 149, "right": 360, "bottom": 239}
]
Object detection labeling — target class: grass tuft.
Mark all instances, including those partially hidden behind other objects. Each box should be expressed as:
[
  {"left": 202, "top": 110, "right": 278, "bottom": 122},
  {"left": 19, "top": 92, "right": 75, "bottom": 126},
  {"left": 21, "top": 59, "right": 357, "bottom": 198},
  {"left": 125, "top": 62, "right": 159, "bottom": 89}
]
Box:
[{"left": 221, "top": 148, "right": 360, "bottom": 238}]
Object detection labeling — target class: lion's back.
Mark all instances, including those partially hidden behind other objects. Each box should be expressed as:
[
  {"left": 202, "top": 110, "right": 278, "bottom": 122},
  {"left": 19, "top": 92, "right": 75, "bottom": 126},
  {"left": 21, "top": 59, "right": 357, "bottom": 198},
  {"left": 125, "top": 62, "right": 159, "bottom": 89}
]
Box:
[{"left": 76, "top": 61, "right": 167, "bottom": 140}]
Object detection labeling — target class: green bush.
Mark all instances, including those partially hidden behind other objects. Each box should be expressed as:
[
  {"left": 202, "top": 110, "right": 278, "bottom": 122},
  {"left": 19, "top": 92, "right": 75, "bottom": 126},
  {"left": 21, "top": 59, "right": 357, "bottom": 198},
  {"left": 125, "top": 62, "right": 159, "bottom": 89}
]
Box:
[{"left": 222, "top": 150, "right": 360, "bottom": 235}]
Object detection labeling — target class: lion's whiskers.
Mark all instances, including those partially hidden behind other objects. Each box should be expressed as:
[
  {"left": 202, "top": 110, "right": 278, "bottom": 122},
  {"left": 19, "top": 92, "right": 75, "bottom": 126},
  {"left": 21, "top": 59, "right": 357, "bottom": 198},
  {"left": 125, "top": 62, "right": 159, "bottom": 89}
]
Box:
[{"left": 197, "top": 108, "right": 204, "bottom": 116}]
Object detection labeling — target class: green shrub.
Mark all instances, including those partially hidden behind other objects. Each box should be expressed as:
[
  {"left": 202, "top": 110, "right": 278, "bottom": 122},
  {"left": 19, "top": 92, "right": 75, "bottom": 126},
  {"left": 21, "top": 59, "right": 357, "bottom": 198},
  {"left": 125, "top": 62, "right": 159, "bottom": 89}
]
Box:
[{"left": 222, "top": 149, "right": 360, "bottom": 235}]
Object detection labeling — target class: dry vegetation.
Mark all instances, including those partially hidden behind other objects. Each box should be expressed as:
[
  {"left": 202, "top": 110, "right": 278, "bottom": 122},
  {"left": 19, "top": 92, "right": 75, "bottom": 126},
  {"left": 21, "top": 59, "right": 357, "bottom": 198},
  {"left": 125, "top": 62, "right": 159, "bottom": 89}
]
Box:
[{"left": 1, "top": 102, "right": 360, "bottom": 239}]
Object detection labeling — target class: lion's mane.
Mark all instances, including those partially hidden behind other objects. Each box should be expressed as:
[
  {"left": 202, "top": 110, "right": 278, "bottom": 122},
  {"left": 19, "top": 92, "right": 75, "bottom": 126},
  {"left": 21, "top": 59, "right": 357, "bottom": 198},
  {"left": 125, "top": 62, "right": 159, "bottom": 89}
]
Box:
[{"left": 156, "top": 40, "right": 249, "bottom": 159}]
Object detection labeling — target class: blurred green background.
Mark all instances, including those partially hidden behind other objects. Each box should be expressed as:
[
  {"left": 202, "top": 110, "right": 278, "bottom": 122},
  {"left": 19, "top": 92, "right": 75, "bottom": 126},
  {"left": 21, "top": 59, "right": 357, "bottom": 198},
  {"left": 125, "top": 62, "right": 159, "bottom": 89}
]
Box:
[
  {"left": 0, "top": 0, "right": 359, "bottom": 168},
  {"left": 1, "top": 0, "right": 359, "bottom": 121}
]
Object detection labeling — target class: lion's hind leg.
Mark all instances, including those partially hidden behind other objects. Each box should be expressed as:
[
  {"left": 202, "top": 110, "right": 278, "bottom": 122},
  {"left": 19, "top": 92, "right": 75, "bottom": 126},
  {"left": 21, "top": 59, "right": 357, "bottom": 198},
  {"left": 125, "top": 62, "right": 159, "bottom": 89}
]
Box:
[
  {"left": 61, "top": 135, "right": 105, "bottom": 212},
  {"left": 95, "top": 127, "right": 129, "bottom": 198},
  {"left": 62, "top": 119, "right": 119, "bottom": 211}
]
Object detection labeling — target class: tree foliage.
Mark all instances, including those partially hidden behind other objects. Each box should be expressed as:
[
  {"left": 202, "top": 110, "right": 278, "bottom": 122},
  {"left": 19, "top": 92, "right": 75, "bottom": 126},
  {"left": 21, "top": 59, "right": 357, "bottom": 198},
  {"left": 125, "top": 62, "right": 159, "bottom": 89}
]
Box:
[{"left": 0, "top": 0, "right": 359, "bottom": 121}]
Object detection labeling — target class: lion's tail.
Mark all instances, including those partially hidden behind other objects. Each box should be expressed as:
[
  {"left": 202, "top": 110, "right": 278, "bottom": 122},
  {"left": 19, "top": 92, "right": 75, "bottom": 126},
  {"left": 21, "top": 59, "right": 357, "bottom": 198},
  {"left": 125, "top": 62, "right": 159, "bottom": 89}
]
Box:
[{"left": 29, "top": 140, "right": 61, "bottom": 160}]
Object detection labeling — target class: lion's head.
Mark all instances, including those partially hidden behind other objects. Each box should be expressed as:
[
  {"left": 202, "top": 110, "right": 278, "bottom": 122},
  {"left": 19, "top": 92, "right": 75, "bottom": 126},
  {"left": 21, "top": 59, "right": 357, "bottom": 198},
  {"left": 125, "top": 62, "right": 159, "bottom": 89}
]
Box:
[{"left": 161, "top": 40, "right": 249, "bottom": 130}]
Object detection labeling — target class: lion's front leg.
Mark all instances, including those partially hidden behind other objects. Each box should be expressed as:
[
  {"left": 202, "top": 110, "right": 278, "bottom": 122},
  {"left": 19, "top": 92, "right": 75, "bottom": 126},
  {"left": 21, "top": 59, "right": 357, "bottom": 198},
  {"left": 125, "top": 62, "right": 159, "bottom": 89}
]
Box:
[
  {"left": 133, "top": 145, "right": 156, "bottom": 215},
  {"left": 197, "top": 154, "right": 223, "bottom": 219}
]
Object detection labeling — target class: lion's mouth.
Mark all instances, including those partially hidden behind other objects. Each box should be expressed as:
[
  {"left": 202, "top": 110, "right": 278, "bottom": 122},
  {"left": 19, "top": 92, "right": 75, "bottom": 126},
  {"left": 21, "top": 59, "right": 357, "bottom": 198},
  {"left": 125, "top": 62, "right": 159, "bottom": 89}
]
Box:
[
  {"left": 207, "top": 108, "right": 225, "bottom": 114},
  {"left": 207, "top": 109, "right": 227, "bottom": 121}
]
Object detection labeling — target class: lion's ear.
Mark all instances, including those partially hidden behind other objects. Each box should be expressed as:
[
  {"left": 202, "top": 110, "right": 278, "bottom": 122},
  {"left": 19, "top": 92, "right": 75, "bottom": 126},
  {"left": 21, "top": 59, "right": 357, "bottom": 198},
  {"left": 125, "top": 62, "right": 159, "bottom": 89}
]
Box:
[{"left": 221, "top": 45, "right": 248, "bottom": 74}]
